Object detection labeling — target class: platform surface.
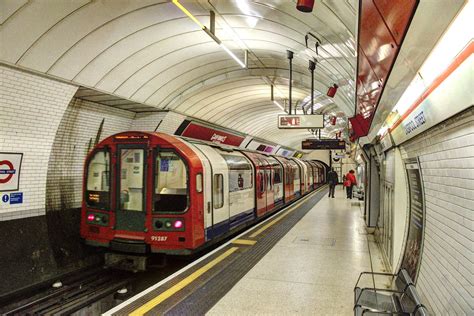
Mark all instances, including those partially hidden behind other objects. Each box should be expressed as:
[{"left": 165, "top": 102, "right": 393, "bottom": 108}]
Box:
[
  {"left": 106, "top": 187, "right": 386, "bottom": 315},
  {"left": 207, "top": 188, "right": 386, "bottom": 315}
]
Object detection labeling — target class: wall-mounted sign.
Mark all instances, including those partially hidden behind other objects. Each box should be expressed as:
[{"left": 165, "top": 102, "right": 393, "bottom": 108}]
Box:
[
  {"left": 400, "top": 157, "right": 425, "bottom": 282},
  {"left": 178, "top": 121, "right": 245, "bottom": 147},
  {"left": 278, "top": 115, "right": 324, "bottom": 129},
  {"left": 302, "top": 139, "right": 346, "bottom": 150},
  {"left": 0, "top": 153, "right": 23, "bottom": 192}
]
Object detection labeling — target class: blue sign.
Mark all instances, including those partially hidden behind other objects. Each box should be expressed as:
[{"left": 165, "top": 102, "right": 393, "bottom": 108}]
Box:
[
  {"left": 160, "top": 159, "right": 169, "bottom": 172},
  {"left": 2, "top": 194, "right": 9, "bottom": 203},
  {"left": 9, "top": 192, "right": 23, "bottom": 204}
]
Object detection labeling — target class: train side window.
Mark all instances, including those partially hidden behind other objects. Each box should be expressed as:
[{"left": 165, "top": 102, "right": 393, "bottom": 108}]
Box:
[
  {"left": 154, "top": 151, "right": 188, "bottom": 213},
  {"left": 86, "top": 150, "right": 110, "bottom": 210},
  {"left": 196, "top": 173, "right": 203, "bottom": 193},
  {"left": 213, "top": 174, "right": 224, "bottom": 209},
  {"left": 221, "top": 154, "right": 253, "bottom": 192}
]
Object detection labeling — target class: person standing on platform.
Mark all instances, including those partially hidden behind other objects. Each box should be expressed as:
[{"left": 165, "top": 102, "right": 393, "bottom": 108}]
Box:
[
  {"left": 327, "top": 168, "right": 338, "bottom": 198},
  {"left": 344, "top": 170, "right": 357, "bottom": 199}
]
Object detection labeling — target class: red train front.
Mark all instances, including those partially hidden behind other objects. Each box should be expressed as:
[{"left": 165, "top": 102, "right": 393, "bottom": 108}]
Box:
[{"left": 80, "top": 131, "right": 325, "bottom": 254}]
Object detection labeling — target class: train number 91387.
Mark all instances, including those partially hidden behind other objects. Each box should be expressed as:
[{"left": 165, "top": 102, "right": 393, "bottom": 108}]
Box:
[{"left": 151, "top": 236, "right": 168, "bottom": 242}]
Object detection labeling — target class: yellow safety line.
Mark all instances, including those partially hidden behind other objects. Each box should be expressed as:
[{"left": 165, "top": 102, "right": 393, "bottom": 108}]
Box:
[
  {"left": 249, "top": 210, "right": 292, "bottom": 238},
  {"left": 249, "top": 187, "right": 325, "bottom": 238},
  {"left": 129, "top": 247, "right": 239, "bottom": 316},
  {"left": 232, "top": 239, "right": 257, "bottom": 245}
]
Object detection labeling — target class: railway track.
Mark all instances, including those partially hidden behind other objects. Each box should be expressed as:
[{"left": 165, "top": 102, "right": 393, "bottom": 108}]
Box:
[{"left": 1, "top": 268, "right": 132, "bottom": 316}]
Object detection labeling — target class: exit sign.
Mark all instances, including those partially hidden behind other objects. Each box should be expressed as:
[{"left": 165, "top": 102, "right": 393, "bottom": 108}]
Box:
[{"left": 278, "top": 115, "right": 324, "bottom": 129}]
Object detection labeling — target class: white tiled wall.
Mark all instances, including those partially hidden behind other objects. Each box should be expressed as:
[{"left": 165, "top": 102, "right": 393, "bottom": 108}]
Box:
[
  {"left": 46, "top": 98, "right": 135, "bottom": 212},
  {"left": 0, "top": 65, "right": 77, "bottom": 220},
  {"left": 399, "top": 107, "right": 473, "bottom": 315},
  {"left": 131, "top": 111, "right": 185, "bottom": 134}
]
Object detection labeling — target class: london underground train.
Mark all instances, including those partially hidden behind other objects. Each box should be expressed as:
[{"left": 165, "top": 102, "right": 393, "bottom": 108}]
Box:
[{"left": 80, "top": 131, "right": 326, "bottom": 254}]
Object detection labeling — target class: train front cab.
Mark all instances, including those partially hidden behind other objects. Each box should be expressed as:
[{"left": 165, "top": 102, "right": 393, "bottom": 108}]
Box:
[{"left": 81, "top": 132, "right": 205, "bottom": 254}]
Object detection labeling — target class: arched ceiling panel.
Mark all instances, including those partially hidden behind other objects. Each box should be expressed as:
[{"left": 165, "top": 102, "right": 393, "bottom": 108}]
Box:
[{"left": 0, "top": 0, "right": 357, "bottom": 149}]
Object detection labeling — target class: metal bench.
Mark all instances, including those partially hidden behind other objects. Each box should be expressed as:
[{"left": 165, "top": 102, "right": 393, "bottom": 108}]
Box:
[{"left": 353, "top": 269, "right": 429, "bottom": 315}]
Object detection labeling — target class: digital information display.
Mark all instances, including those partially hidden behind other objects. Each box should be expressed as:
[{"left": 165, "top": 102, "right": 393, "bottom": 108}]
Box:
[
  {"left": 278, "top": 115, "right": 324, "bottom": 129},
  {"left": 301, "top": 139, "right": 346, "bottom": 150},
  {"left": 400, "top": 157, "right": 425, "bottom": 282}
]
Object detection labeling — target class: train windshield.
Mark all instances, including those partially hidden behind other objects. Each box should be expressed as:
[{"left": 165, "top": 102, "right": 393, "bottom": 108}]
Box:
[
  {"left": 85, "top": 150, "right": 110, "bottom": 210},
  {"left": 154, "top": 151, "right": 188, "bottom": 213}
]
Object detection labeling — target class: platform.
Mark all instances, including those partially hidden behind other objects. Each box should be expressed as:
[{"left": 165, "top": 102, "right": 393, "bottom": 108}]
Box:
[{"left": 105, "top": 187, "right": 387, "bottom": 315}]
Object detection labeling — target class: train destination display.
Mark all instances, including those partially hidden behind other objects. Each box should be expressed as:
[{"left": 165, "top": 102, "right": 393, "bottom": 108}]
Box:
[
  {"left": 400, "top": 157, "right": 426, "bottom": 282},
  {"left": 301, "top": 139, "right": 346, "bottom": 150}
]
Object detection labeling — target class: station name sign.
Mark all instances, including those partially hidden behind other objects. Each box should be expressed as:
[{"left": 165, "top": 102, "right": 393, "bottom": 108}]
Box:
[
  {"left": 302, "top": 139, "right": 346, "bottom": 150},
  {"left": 278, "top": 115, "right": 324, "bottom": 129}
]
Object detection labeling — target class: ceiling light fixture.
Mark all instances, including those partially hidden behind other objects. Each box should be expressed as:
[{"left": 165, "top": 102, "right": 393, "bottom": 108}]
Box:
[{"left": 172, "top": 0, "right": 247, "bottom": 68}]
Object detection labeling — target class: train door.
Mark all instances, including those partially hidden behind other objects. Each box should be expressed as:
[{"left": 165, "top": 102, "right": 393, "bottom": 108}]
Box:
[
  {"left": 256, "top": 161, "right": 266, "bottom": 217},
  {"left": 293, "top": 159, "right": 307, "bottom": 194},
  {"left": 304, "top": 161, "right": 313, "bottom": 190},
  {"left": 288, "top": 160, "right": 301, "bottom": 197},
  {"left": 189, "top": 144, "right": 229, "bottom": 239},
  {"left": 241, "top": 152, "right": 266, "bottom": 217},
  {"left": 115, "top": 144, "right": 147, "bottom": 233},
  {"left": 266, "top": 156, "right": 284, "bottom": 206},
  {"left": 260, "top": 156, "right": 274, "bottom": 213},
  {"left": 274, "top": 157, "right": 292, "bottom": 203}
]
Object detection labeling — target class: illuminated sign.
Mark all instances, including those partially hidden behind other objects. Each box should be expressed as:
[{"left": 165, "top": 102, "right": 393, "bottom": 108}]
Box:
[
  {"left": 0, "top": 153, "right": 23, "bottom": 191},
  {"left": 278, "top": 115, "right": 324, "bottom": 129},
  {"left": 302, "top": 139, "right": 346, "bottom": 150}
]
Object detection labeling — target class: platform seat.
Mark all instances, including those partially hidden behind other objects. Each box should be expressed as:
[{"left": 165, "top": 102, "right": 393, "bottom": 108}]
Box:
[{"left": 353, "top": 269, "right": 429, "bottom": 315}]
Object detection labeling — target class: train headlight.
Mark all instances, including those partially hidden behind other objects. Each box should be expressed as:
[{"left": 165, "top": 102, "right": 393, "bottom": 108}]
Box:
[
  {"left": 86, "top": 212, "right": 109, "bottom": 226},
  {"left": 153, "top": 218, "right": 184, "bottom": 231}
]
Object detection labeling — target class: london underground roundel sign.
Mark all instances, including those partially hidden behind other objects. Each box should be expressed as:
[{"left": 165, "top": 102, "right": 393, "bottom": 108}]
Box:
[{"left": 0, "top": 153, "right": 23, "bottom": 191}]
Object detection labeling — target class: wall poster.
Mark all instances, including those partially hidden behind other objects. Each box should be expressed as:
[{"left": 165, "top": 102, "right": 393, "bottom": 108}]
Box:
[{"left": 401, "top": 157, "right": 426, "bottom": 282}]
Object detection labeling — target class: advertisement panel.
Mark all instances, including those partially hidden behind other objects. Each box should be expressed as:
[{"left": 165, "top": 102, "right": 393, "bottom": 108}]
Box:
[
  {"left": 400, "top": 157, "right": 426, "bottom": 282},
  {"left": 0, "top": 153, "right": 23, "bottom": 192},
  {"left": 180, "top": 122, "right": 245, "bottom": 147}
]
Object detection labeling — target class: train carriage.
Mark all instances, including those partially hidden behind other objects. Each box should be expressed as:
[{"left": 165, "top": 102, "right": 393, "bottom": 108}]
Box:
[{"left": 81, "top": 131, "right": 326, "bottom": 255}]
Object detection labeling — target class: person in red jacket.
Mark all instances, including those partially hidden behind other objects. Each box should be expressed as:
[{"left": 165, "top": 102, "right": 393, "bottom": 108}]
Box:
[{"left": 344, "top": 170, "right": 357, "bottom": 199}]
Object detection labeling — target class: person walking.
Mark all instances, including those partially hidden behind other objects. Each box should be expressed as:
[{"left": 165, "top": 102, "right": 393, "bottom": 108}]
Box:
[
  {"left": 344, "top": 169, "right": 357, "bottom": 199},
  {"left": 327, "top": 168, "right": 338, "bottom": 198}
]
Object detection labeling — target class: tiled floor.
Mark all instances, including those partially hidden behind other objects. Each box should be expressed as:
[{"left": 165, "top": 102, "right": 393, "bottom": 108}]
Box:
[{"left": 207, "top": 188, "right": 387, "bottom": 315}]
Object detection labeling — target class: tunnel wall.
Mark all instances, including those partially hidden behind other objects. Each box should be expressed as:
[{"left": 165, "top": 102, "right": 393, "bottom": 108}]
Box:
[
  {"left": 46, "top": 98, "right": 135, "bottom": 212},
  {"left": 0, "top": 66, "right": 82, "bottom": 297},
  {"left": 399, "top": 107, "right": 473, "bottom": 314},
  {"left": 0, "top": 65, "right": 77, "bottom": 220}
]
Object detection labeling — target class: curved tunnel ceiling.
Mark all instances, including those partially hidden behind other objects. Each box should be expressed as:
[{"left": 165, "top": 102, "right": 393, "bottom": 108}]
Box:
[{"left": 0, "top": 0, "right": 357, "bottom": 149}]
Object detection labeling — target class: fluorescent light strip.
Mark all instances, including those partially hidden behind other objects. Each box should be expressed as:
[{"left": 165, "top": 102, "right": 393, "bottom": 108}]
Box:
[
  {"left": 173, "top": 0, "right": 246, "bottom": 68},
  {"left": 273, "top": 100, "right": 285, "bottom": 111},
  {"left": 172, "top": 0, "right": 205, "bottom": 29},
  {"left": 220, "top": 43, "right": 246, "bottom": 68}
]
